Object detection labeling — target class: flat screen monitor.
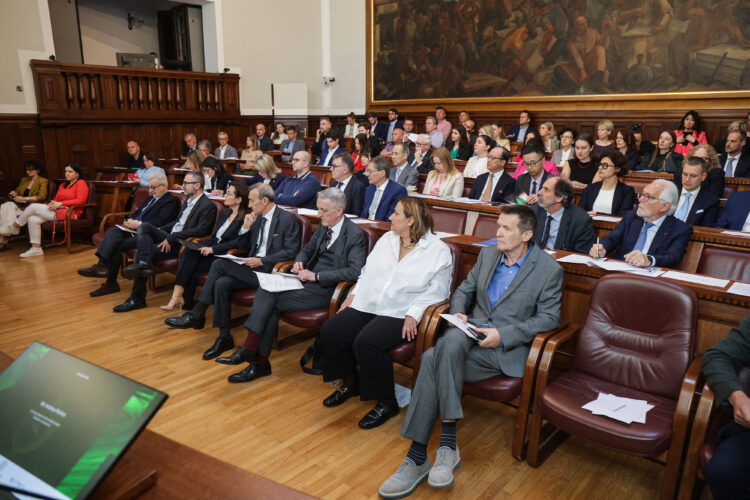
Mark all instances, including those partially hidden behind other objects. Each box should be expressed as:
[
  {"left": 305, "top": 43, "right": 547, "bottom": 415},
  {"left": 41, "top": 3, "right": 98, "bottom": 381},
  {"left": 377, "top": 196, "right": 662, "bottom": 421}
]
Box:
[{"left": 0, "top": 343, "right": 168, "bottom": 499}]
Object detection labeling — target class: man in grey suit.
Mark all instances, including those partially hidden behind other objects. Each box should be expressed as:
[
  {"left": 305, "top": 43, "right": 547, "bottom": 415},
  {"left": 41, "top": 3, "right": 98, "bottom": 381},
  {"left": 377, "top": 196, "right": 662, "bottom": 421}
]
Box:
[
  {"left": 389, "top": 143, "right": 419, "bottom": 193},
  {"left": 217, "top": 188, "right": 367, "bottom": 384},
  {"left": 379, "top": 204, "right": 563, "bottom": 499},
  {"left": 532, "top": 177, "right": 595, "bottom": 254},
  {"left": 279, "top": 125, "right": 306, "bottom": 163},
  {"left": 214, "top": 131, "right": 239, "bottom": 159}
]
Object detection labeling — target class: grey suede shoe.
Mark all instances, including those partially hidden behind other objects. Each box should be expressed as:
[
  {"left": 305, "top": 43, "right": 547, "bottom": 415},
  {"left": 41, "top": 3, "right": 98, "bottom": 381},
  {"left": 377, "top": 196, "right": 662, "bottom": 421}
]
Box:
[
  {"left": 378, "top": 458, "right": 430, "bottom": 499},
  {"left": 427, "top": 446, "right": 461, "bottom": 488}
]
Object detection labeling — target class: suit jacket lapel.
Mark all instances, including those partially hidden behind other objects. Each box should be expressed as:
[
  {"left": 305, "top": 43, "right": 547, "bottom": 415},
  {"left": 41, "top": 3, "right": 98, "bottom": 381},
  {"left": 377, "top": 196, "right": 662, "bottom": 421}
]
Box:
[
  {"left": 481, "top": 249, "right": 503, "bottom": 308},
  {"left": 650, "top": 217, "right": 674, "bottom": 254},
  {"left": 556, "top": 210, "right": 570, "bottom": 250},
  {"left": 264, "top": 210, "right": 280, "bottom": 253}
]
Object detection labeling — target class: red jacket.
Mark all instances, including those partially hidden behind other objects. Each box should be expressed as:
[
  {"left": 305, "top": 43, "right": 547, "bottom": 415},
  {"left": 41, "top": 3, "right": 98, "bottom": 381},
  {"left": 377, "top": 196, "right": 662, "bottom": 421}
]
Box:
[
  {"left": 54, "top": 180, "right": 89, "bottom": 220},
  {"left": 673, "top": 129, "right": 707, "bottom": 156}
]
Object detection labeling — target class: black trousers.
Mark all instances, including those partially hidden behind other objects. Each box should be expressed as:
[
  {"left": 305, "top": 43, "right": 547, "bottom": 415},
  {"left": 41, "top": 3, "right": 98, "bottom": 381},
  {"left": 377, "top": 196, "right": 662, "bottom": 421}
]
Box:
[
  {"left": 174, "top": 249, "right": 216, "bottom": 308},
  {"left": 319, "top": 307, "right": 405, "bottom": 402},
  {"left": 706, "top": 428, "right": 750, "bottom": 500},
  {"left": 95, "top": 227, "right": 138, "bottom": 281},
  {"left": 198, "top": 258, "right": 260, "bottom": 329},
  {"left": 130, "top": 223, "right": 180, "bottom": 300}
]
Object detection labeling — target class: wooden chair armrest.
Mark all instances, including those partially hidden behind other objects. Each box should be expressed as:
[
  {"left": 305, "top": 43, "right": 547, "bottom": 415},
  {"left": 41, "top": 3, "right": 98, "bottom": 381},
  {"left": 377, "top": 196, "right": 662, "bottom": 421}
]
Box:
[
  {"left": 273, "top": 260, "right": 295, "bottom": 273},
  {"left": 678, "top": 381, "right": 715, "bottom": 499},
  {"left": 533, "top": 323, "right": 582, "bottom": 396},
  {"left": 328, "top": 281, "right": 355, "bottom": 317},
  {"left": 227, "top": 248, "right": 248, "bottom": 256},
  {"left": 523, "top": 324, "right": 571, "bottom": 383},
  {"left": 64, "top": 203, "right": 97, "bottom": 223},
  {"left": 99, "top": 211, "right": 132, "bottom": 233},
  {"left": 188, "top": 236, "right": 212, "bottom": 242},
  {"left": 421, "top": 300, "right": 451, "bottom": 351}
]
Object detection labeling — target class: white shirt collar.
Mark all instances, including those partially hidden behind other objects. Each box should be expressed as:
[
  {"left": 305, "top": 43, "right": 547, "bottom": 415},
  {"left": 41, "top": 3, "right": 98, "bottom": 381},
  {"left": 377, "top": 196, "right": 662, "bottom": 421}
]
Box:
[
  {"left": 377, "top": 179, "right": 389, "bottom": 192},
  {"left": 263, "top": 204, "right": 276, "bottom": 222}
]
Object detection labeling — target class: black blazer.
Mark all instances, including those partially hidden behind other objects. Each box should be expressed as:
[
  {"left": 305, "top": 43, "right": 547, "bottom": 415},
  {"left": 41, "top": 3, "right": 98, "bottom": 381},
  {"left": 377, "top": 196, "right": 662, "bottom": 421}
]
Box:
[
  {"left": 330, "top": 176, "right": 366, "bottom": 216},
  {"left": 163, "top": 194, "right": 217, "bottom": 241},
  {"left": 468, "top": 171, "right": 516, "bottom": 203},
  {"left": 412, "top": 150, "right": 434, "bottom": 175},
  {"left": 450, "top": 143, "right": 473, "bottom": 161},
  {"left": 677, "top": 188, "right": 720, "bottom": 227},
  {"left": 703, "top": 168, "right": 725, "bottom": 199},
  {"left": 626, "top": 150, "right": 639, "bottom": 172},
  {"left": 532, "top": 204, "right": 596, "bottom": 254},
  {"left": 199, "top": 212, "right": 244, "bottom": 255},
  {"left": 207, "top": 171, "right": 232, "bottom": 192},
  {"left": 243, "top": 174, "right": 285, "bottom": 191},
  {"left": 514, "top": 171, "right": 552, "bottom": 198},
  {"left": 224, "top": 205, "right": 301, "bottom": 272},
  {"left": 132, "top": 192, "right": 180, "bottom": 228},
  {"left": 578, "top": 181, "right": 636, "bottom": 216},
  {"left": 258, "top": 136, "right": 274, "bottom": 152},
  {"left": 719, "top": 153, "right": 750, "bottom": 178},
  {"left": 295, "top": 217, "right": 366, "bottom": 288}
]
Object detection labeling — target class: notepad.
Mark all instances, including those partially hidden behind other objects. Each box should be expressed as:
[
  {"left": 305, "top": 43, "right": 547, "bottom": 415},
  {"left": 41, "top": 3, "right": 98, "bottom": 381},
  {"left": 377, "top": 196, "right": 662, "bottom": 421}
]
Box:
[
  {"left": 592, "top": 215, "right": 622, "bottom": 222},
  {"left": 727, "top": 282, "right": 750, "bottom": 297},
  {"left": 662, "top": 270, "right": 729, "bottom": 288},
  {"left": 296, "top": 208, "right": 319, "bottom": 216},
  {"left": 582, "top": 393, "right": 654, "bottom": 424}
]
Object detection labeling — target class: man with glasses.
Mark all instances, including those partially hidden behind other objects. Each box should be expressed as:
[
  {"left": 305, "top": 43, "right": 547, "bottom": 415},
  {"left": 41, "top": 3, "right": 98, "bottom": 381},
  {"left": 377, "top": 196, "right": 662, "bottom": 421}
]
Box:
[
  {"left": 115, "top": 171, "right": 217, "bottom": 312},
  {"left": 183, "top": 133, "right": 198, "bottom": 156},
  {"left": 514, "top": 143, "right": 552, "bottom": 205},
  {"left": 388, "top": 144, "right": 419, "bottom": 193},
  {"left": 532, "top": 177, "right": 595, "bottom": 253},
  {"left": 589, "top": 179, "right": 692, "bottom": 268},
  {"left": 411, "top": 134, "right": 434, "bottom": 174},
  {"left": 214, "top": 131, "right": 238, "bottom": 159},
  {"left": 276, "top": 151, "right": 321, "bottom": 209},
  {"left": 361, "top": 156, "right": 407, "bottom": 221},
  {"left": 330, "top": 153, "right": 365, "bottom": 216},
  {"left": 468, "top": 147, "right": 516, "bottom": 203},
  {"left": 78, "top": 172, "right": 180, "bottom": 297},
  {"left": 402, "top": 119, "right": 416, "bottom": 147}
]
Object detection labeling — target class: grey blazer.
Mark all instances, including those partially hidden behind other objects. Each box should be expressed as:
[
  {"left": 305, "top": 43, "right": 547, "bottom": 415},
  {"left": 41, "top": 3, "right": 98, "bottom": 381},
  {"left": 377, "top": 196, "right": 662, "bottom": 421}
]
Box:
[
  {"left": 449, "top": 244, "right": 563, "bottom": 377},
  {"left": 214, "top": 145, "right": 239, "bottom": 159},
  {"left": 279, "top": 138, "right": 306, "bottom": 157},
  {"left": 389, "top": 163, "right": 419, "bottom": 191}
]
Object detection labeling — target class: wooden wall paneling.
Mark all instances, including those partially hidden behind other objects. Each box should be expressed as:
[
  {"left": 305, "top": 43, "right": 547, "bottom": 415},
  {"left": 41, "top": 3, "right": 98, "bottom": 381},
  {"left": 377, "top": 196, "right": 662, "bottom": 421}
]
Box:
[
  {"left": 0, "top": 115, "right": 44, "bottom": 194},
  {"left": 100, "top": 126, "right": 121, "bottom": 166}
]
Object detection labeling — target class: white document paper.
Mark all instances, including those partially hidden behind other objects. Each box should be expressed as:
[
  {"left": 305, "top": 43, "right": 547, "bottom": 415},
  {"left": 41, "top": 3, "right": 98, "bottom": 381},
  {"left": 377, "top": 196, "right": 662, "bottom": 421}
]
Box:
[
  {"left": 592, "top": 215, "right": 622, "bottom": 222},
  {"left": 721, "top": 230, "right": 750, "bottom": 238},
  {"left": 728, "top": 282, "right": 750, "bottom": 297},
  {"left": 435, "top": 232, "right": 458, "bottom": 239},
  {"left": 115, "top": 224, "right": 137, "bottom": 234},
  {"left": 407, "top": 133, "right": 419, "bottom": 143},
  {"left": 207, "top": 195, "right": 226, "bottom": 200},
  {"left": 544, "top": 249, "right": 556, "bottom": 255},
  {"left": 590, "top": 259, "right": 665, "bottom": 277},
  {"left": 450, "top": 197, "right": 485, "bottom": 204},
  {"left": 582, "top": 393, "right": 654, "bottom": 424},
  {"left": 231, "top": 174, "right": 254, "bottom": 178},
  {"left": 296, "top": 208, "right": 319, "bottom": 216},
  {"left": 172, "top": 167, "right": 194, "bottom": 172},
  {"left": 662, "top": 270, "right": 730, "bottom": 288},
  {"left": 439, "top": 314, "right": 484, "bottom": 342},
  {"left": 556, "top": 254, "right": 601, "bottom": 265},
  {"left": 216, "top": 254, "right": 246, "bottom": 265},
  {"left": 351, "top": 219, "right": 379, "bottom": 224},
  {"left": 344, "top": 214, "right": 357, "bottom": 218},
  {"left": 254, "top": 271, "right": 304, "bottom": 292}
]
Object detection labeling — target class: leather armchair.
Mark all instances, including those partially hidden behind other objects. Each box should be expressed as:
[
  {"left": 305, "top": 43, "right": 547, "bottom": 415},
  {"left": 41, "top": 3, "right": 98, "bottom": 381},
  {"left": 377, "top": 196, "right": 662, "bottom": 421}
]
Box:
[
  {"left": 93, "top": 188, "right": 150, "bottom": 247},
  {"left": 695, "top": 247, "right": 750, "bottom": 283},
  {"left": 429, "top": 207, "right": 467, "bottom": 234},
  {"left": 41, "top": 180, "right": 97, "bottom": 253},
  {"left": 472, "top": 214, "right": 499, "bottom": 239},
  {"left": 526, "top": 274, "right": 701, "bottom": 500}
]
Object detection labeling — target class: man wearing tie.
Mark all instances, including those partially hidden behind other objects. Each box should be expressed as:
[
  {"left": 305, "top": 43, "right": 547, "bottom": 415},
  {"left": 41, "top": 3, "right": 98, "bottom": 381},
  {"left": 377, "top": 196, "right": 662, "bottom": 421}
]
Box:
[
  {"left": 216, "top": 188, "right": 367, "bottom": 383},
  {"left": 183, "top": 133, "right": 198, "bottom": 156},
  {"left": 675, "top": 157, "right": 720, "bottom": 227},
  {"left": 77, "top": 172, "right": 180, "bottom": 297},
  {"left": 330, "top": 154, "right": 366, "bottom": 216},
  {"left": 388, "top": 144, "right": 419, "bottom": 193},
  {"left": 514, "top": 144, "right": 552, "bottom": 205},
  {"left": 361, "top": 157, "right": 408, "bottom": 221},
  {"left": 276, "top": 151, "right": 321, "bottom": 209},
  {"left": 532, "top": 177, "right": 595, "bottom": 254},
  {"left": 386, "top": 108, "right": 403, "bottom": 142},
  {"left": 214, "top": 131, "right": 238, "bottom": 159},
  {"left": 468, "top": 147, "right": 516, "bottom": 203},
  {"left": 411, "top": 135, "right": 434, "bottom": 174},
  {"left": 164, "top": 184, "right": 301, "bottom": 360},
  {"left": 720, "top": 130, "right": 750, "bottom": 178},
  {"left": 319, "top": 129, "right": 344, "bottom": 166},
  {"left": 590, "top": 179, "right": 693, "bottom": 268}
]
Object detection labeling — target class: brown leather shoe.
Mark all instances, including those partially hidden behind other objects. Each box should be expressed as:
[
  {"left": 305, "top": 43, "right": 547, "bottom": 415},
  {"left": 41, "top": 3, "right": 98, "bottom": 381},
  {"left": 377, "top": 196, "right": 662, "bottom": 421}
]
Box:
[{"left": 90, "top": 281, "right": 120, "bottom": 297}]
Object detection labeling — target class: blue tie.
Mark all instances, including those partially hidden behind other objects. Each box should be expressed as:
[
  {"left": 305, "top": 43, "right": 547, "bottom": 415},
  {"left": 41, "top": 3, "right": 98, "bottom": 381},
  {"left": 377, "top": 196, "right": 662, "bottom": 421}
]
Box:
[
  {"left": 136, "top": 197, "right": 155, "bottom": 221},
  {"left": 675, "top": 192, "right": 692, "bottom": 221},
  {"left": 633, "top": 222, "right": 654, "bottom": 252}
]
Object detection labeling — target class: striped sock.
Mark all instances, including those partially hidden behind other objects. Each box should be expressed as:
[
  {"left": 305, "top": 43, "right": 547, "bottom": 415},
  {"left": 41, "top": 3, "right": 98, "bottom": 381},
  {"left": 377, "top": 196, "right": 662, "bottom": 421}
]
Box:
[
  {"left": 440, "top": 421, "right": 457, "bottom": 450},
  {"left": 406, "top": 441, "right": 428, "bottom": 466}
]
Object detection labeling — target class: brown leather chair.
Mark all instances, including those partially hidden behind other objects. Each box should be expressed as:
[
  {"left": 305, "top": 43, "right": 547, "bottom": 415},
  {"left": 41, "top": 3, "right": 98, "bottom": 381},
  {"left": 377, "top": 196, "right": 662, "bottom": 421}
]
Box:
[
  {"left": 41, "top": 180, "right": 97, "bottom": 253},
  {"left": 429, "top": 206, "right": 467, "bottom": 234},
  {"left": 695, "top": 247, "right": 750, "bottom": 282},
  {"left": 678, "top": 366, "right": 750, "bottom": 499},
  {"left": 472, "top": 214, "right": 499, "bottom": 239},
  {"left": 527, "top": 274, "right": 701, "bottom": 500},
  {"left": 92, "top": 188, "right": 150, "bottom": 247}
]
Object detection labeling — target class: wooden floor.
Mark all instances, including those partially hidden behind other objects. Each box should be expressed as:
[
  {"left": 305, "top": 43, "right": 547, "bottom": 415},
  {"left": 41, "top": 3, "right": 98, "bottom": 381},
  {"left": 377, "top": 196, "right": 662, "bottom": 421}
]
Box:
[{"left": 0, "top": 242, "right": 674, "bottom": 499}]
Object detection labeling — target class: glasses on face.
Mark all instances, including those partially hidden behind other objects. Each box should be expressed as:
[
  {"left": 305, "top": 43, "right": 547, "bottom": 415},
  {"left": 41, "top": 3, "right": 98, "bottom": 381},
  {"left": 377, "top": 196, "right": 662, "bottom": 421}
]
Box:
[
  {"left": 638, "top": 193, "right": 661, "bottom": 203},
  {"left": 365, "top": 169, "right": 379, "bottom": 174},
  {"left": 561, "top": 134, "right": 574, "bottom": 140},
  {"left": 599, "top": 162, "right": 614, "bottom": 169},
  {"left": 416, "top": 142, "right": 430, "bottom": 147},
  {"left": 488, "top": 155, "right": 504, "bottom": 161},
  {"left": 183, "top": 181, "right": 200, "bottom": 185},
  {"left": 225, "top": 191, "right": 236, "bottom": 197},
  {"left": 524, "top": 158, "right": 543, "bottom": 166}
]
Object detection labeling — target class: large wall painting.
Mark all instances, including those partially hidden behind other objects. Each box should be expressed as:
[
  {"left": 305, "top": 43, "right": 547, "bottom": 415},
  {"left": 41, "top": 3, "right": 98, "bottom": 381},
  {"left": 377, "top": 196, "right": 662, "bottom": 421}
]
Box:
[{"left": 370, "top": 0, "right": 750, "bottom": 101}]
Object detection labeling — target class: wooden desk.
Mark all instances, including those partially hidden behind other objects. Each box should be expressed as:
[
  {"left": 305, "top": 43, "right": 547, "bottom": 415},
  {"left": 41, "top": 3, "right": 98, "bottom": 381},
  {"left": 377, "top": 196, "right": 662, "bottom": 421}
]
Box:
[
  {"left": 0, "top": 352, "right": 313, "bottom": 500},
  {"left": 91, "top": 181, "right": 138, "bottom": 219}
]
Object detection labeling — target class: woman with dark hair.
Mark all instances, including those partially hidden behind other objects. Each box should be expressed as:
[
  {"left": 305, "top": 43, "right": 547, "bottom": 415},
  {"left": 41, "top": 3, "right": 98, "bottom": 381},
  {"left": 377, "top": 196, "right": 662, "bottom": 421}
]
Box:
[
  {"left": 578, "top": 150, "right": 636, "bottom": 216},
  {"left": 551, "top": 128, "right": 576, "bottom": 167},
  {"left": 674, "top": 110, "right": 707, "bottom": 156},
  {"left": 271, "top": 123, "right": 288, "bottom": 146},
  {"left": 318, "top": 197, "right": 453, "bottom": 429},
  {"left": 202, "top": 157, "right": 232, "bottom": 195},
  {"left": 639, "top": 130, "right": 684, "bottom": 174},
  {"left": 0, "top": 160, "right": 49, "bottom": 249},
  {"left": 448, "top": 125, "right": 472, "bottom": 161},
  {"left": 9, "top": 162, "right": 89, "bottom": 257},
  {"left": 561, "top": 133, "right": 599, "bottom": 188},
  {"left": 162, "top": 181, "right": 250, "bottom": 312},
  {"left": 352, "top": 133, "right": 369, "bottom": 171},
  {"left": 463, "top": 134, "right": 493, "bottom": 178},
  {"left": 615, "top": 128, "right": 639, "bottom": 172},
  {"left": 134, "top": 153, "right": 166, "bottom": 188}
]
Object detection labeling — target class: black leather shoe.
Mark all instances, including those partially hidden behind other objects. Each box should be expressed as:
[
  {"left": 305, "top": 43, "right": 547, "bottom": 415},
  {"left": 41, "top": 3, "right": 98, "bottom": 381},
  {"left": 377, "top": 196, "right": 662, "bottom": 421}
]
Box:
[
  {"left": 216, "top": 347, "right": 256, "bottom": 365},
  {"left": 203, "top": 337, "right": 234, "bottom": 360},
  {"left": 323, "top": 383, "right": 360, "bottom": 407},
  {"left": 113, "top": 297, "right": 147, "bottom": 313},
  {"left": 122, "top": 262, "right": 155, "bottom": 279},
  {"left": 165, "top": 312, "right": 205, "bottom": 330},
  {"left": 78, "top": 263, "right": 108, "bottom": 278},
  {"left": 358, "top": 402, "right": 400, "bottom": 429},
  {"left": 228, "top": 361, "right": 271, "bottom": 383},
  {"left": 90, "top": 281, "right": 119, "bottom": 297}
]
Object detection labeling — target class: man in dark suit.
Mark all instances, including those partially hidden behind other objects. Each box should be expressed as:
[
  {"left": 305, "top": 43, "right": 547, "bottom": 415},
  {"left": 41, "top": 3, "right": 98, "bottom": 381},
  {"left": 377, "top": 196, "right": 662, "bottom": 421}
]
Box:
[
  {"left": 217, "top": 188, "right": 367, "bottom": 383},
  {"left": 514, "top": 143, "right": 552, "bottom": 205},
  {"left": 255, "top": 124, "right": 275, "bottom": 152},
  {"left": 367, "top": 112, "right": 388, "bottom": 142},
  {"left": 77, "top": 172, "right": 180, "bottom": 297},
  {"left": 507, "top": 109, "right": 533, "bottom": 142},
  {"left": 115, "top": 171, "right": 217, "bottom": 312},
  {"left": 361, "top": 156, "right": 408, "bottom": 221},
  {"left": 720, "top": 130, "right": 750, "bottom": 178},
  {"left": 533, "top": 177, "right": 595, "bottom": 254},
  {"left": 312, "top": 116, "right": 333, "bottom": 159},
  {"left": 279, "top": 125, "right": 306, "bottom": 163},
  {"left": 165, "top": 184, "right": 302, "bottom": 359},
  {"left": 468, "top": 146, "right": 516, "bottom": 203},
  {"left": 714, "top": 191, "right": 750, "bottom": 231},
  {"left": 675, "top": 157, "right": 720, "bottom": 227},
  {"left": 319, "top": 129, "right": 344, "bottom": 166},
  {"left": 330, "top": 153, "right": 365, "bottom": 216},
  {"left": 386, "top": 108, "right": 403, "bottom": 142},
  {"left": 126, "top": 140, "right": 145, "bottom": 169},
  {"left": 411, "top": 134, "right": 434, "bottom": 174},
  {"left": 276, "top": 151, "right": 321, "bottom": 209},
  {"left": 183, "top": 133, "right": 198, "bottom": 156},
  {"left": 590, "top": 179, "right": 693, "bottom": 268}
]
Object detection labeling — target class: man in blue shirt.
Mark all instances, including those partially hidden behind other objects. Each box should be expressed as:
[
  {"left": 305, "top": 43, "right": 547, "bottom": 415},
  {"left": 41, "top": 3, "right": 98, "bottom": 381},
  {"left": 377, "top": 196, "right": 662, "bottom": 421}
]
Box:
[{"left": 275, "top": 151, "right": 321, "bottom": 210}]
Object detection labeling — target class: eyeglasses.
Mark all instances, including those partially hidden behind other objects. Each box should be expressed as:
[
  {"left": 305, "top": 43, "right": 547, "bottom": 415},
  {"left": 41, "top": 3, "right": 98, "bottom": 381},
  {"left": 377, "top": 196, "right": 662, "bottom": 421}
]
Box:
[
  {"left": 561, "top": 135, "right": 574, "bottom": 139},
  {"left": 638, "top": 193, "right": 662, "bottom": 203},
  {"left": 524, "top": 158, "right": 543, "bottom": 166},
  {"left": 599, "top": 162, "right": 614, "bottom": 169},
  {"left": 488, "top": 155, "right": 505, "bottom": 161},
  {"left": 365, "top": 169, "right": 379, "bottom": 174},
  {"left": 147, "top": 185, "right": 165, "bottom": 190},
  {"left": 183, "top": 181, "right": 200, "bottom": 185}
]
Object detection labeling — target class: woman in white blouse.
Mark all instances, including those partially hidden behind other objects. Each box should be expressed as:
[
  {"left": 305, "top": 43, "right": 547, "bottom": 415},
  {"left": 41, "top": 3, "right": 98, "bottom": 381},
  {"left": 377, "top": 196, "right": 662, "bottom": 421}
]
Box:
[
  {"left": 551, "top": 128, "right": 576, "bottom": 167},
  {"left": 161, "top": 181, "right": 250, "bottom": 312},
  {"left": 578, "top": 150, "right": 636, "bottom": 216},
  {"left": 422, "top": 147, "right": 465, "bottom": 198},
  {"left": 463, "top": 134, "right": 493, "bottom": 178},
  {"left": 271, "top": 123, "right": 288, "bottom": 145},
  {"left": 318, "top": 197, "right": 453, "bottom": 429}
]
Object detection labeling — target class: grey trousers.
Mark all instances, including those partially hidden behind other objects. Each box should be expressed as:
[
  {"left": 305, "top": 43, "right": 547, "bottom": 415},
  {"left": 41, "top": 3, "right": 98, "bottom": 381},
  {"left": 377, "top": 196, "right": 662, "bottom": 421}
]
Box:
[{"left": 401, "top": 327, "right": 506, "bottom": 445}]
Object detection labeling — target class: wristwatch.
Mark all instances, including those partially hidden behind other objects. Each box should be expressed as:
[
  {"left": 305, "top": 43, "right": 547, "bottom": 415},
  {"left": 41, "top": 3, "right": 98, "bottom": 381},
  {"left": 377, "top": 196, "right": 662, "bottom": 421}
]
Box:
[{"left": 315, "top": 272, "right": 320, "bottom": 282}]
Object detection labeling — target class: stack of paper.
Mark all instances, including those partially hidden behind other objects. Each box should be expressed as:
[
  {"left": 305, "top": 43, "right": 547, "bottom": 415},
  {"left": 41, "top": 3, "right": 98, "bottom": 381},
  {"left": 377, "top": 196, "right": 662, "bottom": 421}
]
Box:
[
  {"left": 662, "top": 270, "right": 729, "bottom": 288},
  {"left": 721, "top": 230, "right": 750, "bottom": 238},
  {"left": 590, "top": 260, "right": 664, "bottom": 277},
  {"left": 728, "top": 282, "right": 750, "bottom": 297},
  {"left": 435, "top": 231, "right": 457, "bottom": 239},
  {"left": 557, "top": 254, "right": 600, "bottom": 265},
  {"left": 296, "top": 208, "right": 319, "bottom": 216},
  {"left": 592, "top": 215, "right": 622, "bottom": 222},
  {"left": 582, "top": 393, "right": 654, "bottom": 424}
]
